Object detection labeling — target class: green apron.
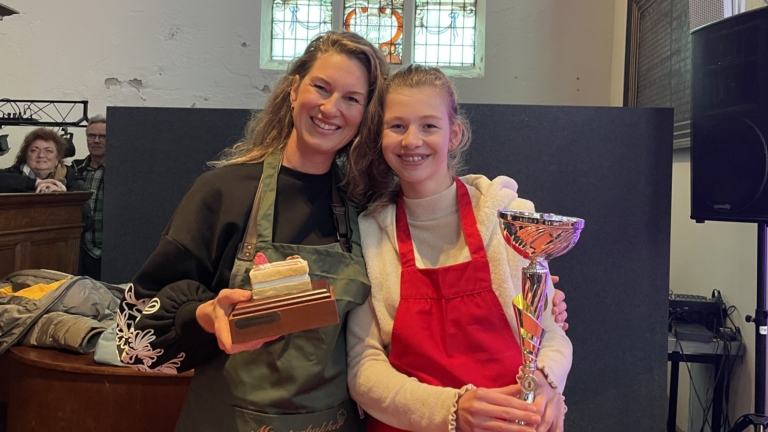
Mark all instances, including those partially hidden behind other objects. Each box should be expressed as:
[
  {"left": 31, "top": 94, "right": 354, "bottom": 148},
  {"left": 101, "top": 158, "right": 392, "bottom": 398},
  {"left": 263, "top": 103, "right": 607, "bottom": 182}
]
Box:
[{"left": 176, "top": 152, "right": 371, "bottom": 432}]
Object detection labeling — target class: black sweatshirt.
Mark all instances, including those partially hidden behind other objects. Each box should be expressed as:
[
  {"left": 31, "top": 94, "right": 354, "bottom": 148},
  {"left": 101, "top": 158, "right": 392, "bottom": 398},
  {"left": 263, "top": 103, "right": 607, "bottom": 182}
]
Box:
[{"left": 115, "top": 163, "right": 338, "bottom": 372}]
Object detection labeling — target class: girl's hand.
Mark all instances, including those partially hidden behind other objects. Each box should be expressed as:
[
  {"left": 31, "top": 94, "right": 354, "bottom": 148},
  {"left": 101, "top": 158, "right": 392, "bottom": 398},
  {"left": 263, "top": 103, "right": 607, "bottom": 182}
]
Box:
[
  {"left": 530, "top": 371, "right": 566, "bottom": 432},
  {"left": 457, "top": 384, "right": 541, "bottom": 431},
  {"left": 196, "top": 288, "right": 279, "bottom": 354},
  {"left": 551, "top": 277, "right": 568, "bottom": 331}
]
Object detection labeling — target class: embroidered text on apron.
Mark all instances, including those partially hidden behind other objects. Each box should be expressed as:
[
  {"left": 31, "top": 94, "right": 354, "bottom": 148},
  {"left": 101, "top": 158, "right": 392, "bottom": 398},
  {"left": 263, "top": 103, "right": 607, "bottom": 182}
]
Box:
[{"left": 368, "top": 179, "right": 523, "bottom": 432}]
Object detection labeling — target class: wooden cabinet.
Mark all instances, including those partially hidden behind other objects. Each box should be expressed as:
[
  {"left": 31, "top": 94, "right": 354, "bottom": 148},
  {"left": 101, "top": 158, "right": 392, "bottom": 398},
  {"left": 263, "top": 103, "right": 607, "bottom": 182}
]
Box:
[{"left": 0, "top": 192, "right": 92, "bottom": 278}]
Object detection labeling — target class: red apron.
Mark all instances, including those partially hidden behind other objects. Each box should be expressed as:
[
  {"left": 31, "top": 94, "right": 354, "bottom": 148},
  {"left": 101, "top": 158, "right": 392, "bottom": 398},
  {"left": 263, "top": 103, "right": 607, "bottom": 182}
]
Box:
[{"left": 368, "top": 179, "right": 524, "bottom": 432}]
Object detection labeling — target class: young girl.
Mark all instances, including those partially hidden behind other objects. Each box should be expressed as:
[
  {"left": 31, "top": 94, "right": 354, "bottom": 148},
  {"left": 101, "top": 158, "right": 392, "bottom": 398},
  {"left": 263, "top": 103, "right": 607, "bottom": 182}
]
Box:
[{"left": 346, "top": 65, "right": 572, "bottom": 432}]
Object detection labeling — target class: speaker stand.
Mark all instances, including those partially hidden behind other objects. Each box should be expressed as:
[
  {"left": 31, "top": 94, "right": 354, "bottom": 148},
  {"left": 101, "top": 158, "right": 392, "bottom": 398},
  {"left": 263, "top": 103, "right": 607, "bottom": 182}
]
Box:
[{"left": 728, "top": 223, "right": 768, "bottom": 432}]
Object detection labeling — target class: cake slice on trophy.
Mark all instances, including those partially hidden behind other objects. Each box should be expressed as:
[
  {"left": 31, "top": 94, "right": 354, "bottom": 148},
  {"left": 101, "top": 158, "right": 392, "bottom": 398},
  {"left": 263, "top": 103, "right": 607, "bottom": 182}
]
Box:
[
  {"left": 249, "top": 253, "right": 312, "bottom": 300},
  {"left": 229, "top": 253, "right": 339, "bottom": 344}
]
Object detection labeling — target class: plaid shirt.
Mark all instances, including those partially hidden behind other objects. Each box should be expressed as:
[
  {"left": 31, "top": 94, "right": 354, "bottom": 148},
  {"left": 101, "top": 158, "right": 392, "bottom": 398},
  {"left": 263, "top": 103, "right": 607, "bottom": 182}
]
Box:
[{"left": 74, "top": 157, "right": 104, "bottom": 258}]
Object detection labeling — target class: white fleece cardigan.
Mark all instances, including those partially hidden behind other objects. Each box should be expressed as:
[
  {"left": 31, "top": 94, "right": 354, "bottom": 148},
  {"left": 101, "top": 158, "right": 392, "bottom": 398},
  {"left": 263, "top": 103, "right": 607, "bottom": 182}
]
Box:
[{"left": 347, "top": 175, "right": 573, "bottom": 432}]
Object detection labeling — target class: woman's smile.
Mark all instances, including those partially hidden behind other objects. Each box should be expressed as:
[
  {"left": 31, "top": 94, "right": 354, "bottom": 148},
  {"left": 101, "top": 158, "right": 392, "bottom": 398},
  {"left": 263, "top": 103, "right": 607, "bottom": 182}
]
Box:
[{"left": 311, "top": 117, "right": 341, "bottom": 131}]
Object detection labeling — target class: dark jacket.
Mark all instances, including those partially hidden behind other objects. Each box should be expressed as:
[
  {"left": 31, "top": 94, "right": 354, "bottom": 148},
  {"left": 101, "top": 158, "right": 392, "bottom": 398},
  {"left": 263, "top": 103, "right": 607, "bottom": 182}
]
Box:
[
  {"left": 71, "top": 156, "right": 103, "bottom": 178},
  {"left": 0, "top": 164, "right": 86, "bottom": 193},
  {"left": 70, "top": 157, "right": 89, "bottom": 174}
]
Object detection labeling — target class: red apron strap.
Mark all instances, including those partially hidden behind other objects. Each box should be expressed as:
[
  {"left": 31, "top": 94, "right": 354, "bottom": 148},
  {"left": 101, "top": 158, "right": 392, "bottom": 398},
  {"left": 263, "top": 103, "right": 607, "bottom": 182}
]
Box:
[
  {"left": 454, "top": 178, "right": 486, "bottom": 260},
  {"left": 395, "top": 194, "right": 417, "bottom": 269}
]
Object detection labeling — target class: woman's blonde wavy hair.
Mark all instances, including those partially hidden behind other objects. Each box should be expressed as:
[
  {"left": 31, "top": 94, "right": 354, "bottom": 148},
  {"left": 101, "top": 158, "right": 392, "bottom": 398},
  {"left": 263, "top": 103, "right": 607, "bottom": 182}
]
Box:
[
  {"left": 210, "top": 31, "right": 388, "bottom": 172},
  {"left": 346, "top": 64, "right": 472, "bottom": 211}
]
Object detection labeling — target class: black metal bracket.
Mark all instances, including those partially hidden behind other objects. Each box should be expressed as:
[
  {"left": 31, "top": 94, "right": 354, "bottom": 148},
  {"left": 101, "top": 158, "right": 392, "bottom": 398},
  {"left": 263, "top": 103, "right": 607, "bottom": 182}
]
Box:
[
  {"left": 0, "top": 99, "right": 89, "bottom": 128},
  {"left": 746, "top": 309, "right": 768, "bottom": 326},
  {"left": 729, "top": 414, "right": 768, "bottom": 432}
]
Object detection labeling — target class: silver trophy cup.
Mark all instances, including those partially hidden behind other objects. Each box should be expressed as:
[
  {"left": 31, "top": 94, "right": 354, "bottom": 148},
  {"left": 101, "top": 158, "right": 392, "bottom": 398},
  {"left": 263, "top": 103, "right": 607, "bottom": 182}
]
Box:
[{"left": 498, "top": 210, "right": 584, "bottom": 408}]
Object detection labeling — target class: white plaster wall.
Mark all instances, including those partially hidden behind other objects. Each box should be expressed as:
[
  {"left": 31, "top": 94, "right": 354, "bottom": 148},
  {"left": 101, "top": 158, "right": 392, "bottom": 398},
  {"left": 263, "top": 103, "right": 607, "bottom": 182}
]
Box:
[
  {"left": 671, "top": 149, "right": 757, "bottom": 431},
  {"left": 0, "top": 0, "right": 618, "bottom": 167},
  {"left": 610, "top": 0, "right": 627, "bottom": 107},
  {"left": 455, "top": 1, "right": 616, "bottom": 106},
  {"left": 747, "top": 0, "right": 768, "bottom": 11},
  {"left": 0, "top": 0, "right": 281, "bottom": 166}
]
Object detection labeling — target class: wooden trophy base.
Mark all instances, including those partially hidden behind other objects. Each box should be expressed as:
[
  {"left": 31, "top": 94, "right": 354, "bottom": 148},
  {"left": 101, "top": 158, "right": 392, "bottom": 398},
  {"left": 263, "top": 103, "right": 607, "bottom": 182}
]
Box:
[{"left": 229, "top": 280, "right": 339, "bottom": 344}]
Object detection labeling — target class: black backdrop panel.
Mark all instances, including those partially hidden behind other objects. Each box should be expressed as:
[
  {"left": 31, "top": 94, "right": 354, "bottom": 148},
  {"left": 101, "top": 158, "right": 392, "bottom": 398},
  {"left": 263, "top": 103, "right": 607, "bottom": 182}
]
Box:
[
  {"left": 105, "top": 105, "right": 673, "bottom": 432},
  {"left": 464, "top": 105, "right": 673, "bottom": 432},
  {"left": 104, "top": 106, "right": 251, "bottom": 284}
]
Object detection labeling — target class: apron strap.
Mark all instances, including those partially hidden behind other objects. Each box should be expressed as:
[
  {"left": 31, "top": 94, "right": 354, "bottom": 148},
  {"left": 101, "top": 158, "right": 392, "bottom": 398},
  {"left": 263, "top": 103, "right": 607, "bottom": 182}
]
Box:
[
  {"left": 237, "top": 151, "right": 353, "bottom": 261},
  {"left": 395, "top": 194, "right": 417, "bottom": 269},
  {"left": 236, "top": 179, "right": 263, "bottom": 261},
  {"left": 332, "top": 182, "right": 351, "bottom": 253},
  {"left": 238, "top": 150, "right": 281, "bottom": 259}
]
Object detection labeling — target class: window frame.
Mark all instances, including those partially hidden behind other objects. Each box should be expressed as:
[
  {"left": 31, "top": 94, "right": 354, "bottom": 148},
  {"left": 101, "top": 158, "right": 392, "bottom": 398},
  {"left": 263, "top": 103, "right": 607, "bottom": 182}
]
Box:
[{"left": 260, "top": 0, "right": 485, "bottom": 77}]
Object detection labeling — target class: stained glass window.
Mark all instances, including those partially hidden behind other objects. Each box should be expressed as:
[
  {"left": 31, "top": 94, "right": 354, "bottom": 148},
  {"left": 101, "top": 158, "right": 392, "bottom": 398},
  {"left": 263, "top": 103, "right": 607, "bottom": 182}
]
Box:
[
  {"left": 268, "top": 0, "right": 481, "bottom": 72},
  {"left": 413, "top": 0, "right": 476, "bottom": 66},
  {"left": 272, "top": 0, "right": 333, "bottom": 61},
  {"left": 344, "top": 1, "right": 405, "bottom": 65}
]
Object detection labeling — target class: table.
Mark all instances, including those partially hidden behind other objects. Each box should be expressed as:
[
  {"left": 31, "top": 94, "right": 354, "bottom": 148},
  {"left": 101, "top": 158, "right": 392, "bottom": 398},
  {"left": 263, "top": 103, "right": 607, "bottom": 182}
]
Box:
[
  {"left": 668, "top": 333, "right": 743, "bottom": 432},
  {"left": 7, "top": 346, "right": 193, "bottom": 432}
]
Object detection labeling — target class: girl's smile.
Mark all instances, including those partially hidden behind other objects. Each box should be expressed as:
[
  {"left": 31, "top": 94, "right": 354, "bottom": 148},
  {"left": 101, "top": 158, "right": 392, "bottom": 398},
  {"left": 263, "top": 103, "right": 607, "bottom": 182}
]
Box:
[{"left": 381, "top": 86, "right": 462, "bottom": 199}]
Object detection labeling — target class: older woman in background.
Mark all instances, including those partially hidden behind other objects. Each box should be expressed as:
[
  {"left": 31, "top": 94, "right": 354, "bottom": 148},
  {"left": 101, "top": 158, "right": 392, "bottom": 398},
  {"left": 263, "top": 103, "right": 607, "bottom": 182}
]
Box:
[{"left": 0, "top": 128, "right": 84, "bottom": 193}]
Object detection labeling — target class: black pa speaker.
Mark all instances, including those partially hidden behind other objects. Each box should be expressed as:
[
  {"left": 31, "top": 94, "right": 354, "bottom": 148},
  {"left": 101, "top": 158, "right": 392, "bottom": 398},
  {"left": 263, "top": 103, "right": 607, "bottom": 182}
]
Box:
[{"left": 691, "top": 7, "right": 768, "bottom": 223}]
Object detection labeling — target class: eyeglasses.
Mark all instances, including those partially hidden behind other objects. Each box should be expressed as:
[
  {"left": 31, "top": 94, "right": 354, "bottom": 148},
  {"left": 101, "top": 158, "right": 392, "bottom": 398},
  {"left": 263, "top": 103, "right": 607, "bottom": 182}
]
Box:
[{"left": 86, "top": 134, "right": 107, "bottom": 141}]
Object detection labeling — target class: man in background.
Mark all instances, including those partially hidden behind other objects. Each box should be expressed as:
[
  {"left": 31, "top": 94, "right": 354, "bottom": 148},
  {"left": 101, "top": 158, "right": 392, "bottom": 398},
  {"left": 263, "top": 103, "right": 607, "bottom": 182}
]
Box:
[{"left": 72, "top": 114, "right": 106, "bottom": 280}]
